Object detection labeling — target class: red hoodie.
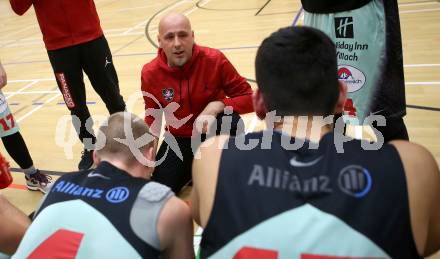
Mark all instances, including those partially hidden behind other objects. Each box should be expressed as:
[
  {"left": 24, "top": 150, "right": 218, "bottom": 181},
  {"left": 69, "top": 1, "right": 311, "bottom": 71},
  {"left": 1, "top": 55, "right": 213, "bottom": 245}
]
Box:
[
  {"left": 141, "top": 44, "right": 254, "bottom": 137},
  {"left": 9, "top": 0, "right": 103, "bottom": 50}
]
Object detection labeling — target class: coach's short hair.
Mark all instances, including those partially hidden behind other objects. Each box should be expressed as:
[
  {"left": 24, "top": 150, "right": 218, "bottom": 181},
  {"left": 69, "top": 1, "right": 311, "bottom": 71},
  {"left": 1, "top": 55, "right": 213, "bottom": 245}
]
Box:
[{"left": 255, "top": 26, "right": 339, "bottom": 116}]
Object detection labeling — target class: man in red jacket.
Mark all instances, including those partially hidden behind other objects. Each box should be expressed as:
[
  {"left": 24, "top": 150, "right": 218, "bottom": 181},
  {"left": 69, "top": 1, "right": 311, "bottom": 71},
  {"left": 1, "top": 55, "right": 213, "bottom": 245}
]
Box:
[
  {"left": 9, "top": 0, "right": 126, "bottom": 171},
  {"left": 141, "top": 13, "right": 253, "bottom": 194}
]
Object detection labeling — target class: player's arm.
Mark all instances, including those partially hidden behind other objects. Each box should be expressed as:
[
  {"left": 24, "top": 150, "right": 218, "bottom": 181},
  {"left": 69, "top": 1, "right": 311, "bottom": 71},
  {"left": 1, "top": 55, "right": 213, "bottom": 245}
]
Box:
[
  {"left": 218, "top": 52, "right": 254, "bottom": 114},
  {"left": 391, "top": 141, "right": 440, "bottom": 256},
  {"left": 191, "top": 135, "right": 229, "bottom": 227},
  {"left": 157, "top": 197, "right": 195, "bottom": 259},
  {"left": 141, "top": 69, "right": 163, "bottom": 153},
  {"left": 423, "top": 151, "right": 440, "bottom": 255},
  {"left": 0, "top": 194, "right": 31, "bottom": 255},
  {"left": 0, "top": 60, "right": 7, "bottom": 89},
  {"left": 9, "top": 0, "right": 33, "bottom": 15},
  {"left": 196, "top": 100, "right": 225, "bottom": 134},
  {"left": 196, "top": 52, "right": 253, "bottom": 132}
]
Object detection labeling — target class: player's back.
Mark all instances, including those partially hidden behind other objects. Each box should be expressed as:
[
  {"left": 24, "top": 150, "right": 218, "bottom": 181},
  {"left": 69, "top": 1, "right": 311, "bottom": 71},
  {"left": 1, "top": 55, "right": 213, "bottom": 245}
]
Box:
[
  {"left": 200, "top": 131, "right": 420, "bottom": 259},
  {"left": 13, "top": 162, "right": 172, "bottom": 259}
]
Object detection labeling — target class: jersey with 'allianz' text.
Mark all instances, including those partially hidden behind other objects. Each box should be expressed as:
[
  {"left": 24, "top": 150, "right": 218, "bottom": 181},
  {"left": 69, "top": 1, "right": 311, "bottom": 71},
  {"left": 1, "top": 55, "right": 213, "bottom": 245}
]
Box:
[{"left": 200, "top": 131, "right": 420, "bottom": 259}]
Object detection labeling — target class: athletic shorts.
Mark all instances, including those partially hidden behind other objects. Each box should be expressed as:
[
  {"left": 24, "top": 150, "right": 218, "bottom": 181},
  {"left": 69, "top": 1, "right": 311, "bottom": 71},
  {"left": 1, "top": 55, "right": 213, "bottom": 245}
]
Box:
[
  {"left": 0, "top": 91, "right": 20, "bottom": 137},
  {"left": 304, "top": 0, "right": 385, "bottom": 124}
]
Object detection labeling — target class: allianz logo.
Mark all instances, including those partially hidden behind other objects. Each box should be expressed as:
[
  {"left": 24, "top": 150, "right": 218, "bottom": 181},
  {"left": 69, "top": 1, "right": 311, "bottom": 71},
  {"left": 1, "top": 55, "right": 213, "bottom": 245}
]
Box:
[
  {"left": 52, "top": 180, "right": 130, "bottom": 203},
  {"left": 247, "top": 164, "right": 333, "bottom": 194}
]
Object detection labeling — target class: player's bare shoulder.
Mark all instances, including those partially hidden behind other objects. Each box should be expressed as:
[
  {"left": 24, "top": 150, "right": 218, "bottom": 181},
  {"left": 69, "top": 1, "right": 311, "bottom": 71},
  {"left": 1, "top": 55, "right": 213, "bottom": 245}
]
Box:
[
  {"left": 389, "top": 140, "right": 439, "bottom": 194},
  {"left": 390, "top": 140, "right": 440, "bottom": 256},
  {"left": 389, "top": 140, "right": 439, "bottom": 178}
]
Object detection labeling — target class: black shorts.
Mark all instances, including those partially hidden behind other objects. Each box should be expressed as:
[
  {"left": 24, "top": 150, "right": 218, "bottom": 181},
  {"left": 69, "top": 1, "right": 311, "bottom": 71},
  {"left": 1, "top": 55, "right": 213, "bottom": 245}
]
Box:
[{"left": 152, "top": 112, "right": 244, "bottom": 194}]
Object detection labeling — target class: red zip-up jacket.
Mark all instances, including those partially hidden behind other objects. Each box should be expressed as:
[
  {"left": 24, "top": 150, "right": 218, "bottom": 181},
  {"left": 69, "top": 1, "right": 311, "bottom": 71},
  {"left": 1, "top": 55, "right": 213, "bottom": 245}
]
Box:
[
  {"left": 141, "top": 44, "right": 254, "bottom": 137},
  {"left": 9, "top": 0, "right": 103, "bottom": 50}
]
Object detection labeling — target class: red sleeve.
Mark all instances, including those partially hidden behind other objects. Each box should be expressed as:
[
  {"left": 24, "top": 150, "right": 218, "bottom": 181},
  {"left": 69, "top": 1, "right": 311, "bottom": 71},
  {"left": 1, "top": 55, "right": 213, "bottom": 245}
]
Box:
[
  {"left": 9, "top": 0, "right": 33, "bottom": 15},
  {"left": 219, "top": 53, "right": 254, "bottom": 114},
  {"left": 141, "top": 67, "right": 162, "bottom": 137}
]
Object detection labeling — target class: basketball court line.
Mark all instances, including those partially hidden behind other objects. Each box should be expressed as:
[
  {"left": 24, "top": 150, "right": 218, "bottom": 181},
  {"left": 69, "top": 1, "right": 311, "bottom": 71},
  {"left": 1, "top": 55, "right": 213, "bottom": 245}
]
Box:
[
  {"left": 405, "top": 63, "right": 440, "bottom": 67},
  {"left": 16, "top": 93, "right": 60, "bottom": 123},
  {"left": 122, "top": 0, "right": 190, "bottom": 35},
  {"left": 195, "top": 0, "right": 259, "bottom": 11},
  {"left": 9, "top": 78, "right": 54, "bottom": 83},
  {"left": 3, "top": 90, "right": 59, "bottom": 95},
  {"left": 4, "top": 79, "right": 60, "bottom": 123},
  {"left": 0, "top": 24, "right": 37, "bottom": 47},
  {"left": 292, "top": 6, "right": 303, "bottom": 25},
  {"left": 400, "top": 7, "right": 440, "bottom": 13},
  {"left": 253, "top": 10, "right": 296, "bottom": 16},
  {"left": 400, "top": 1, "right": 440, "bottom": 6},
  {"left": 406, "top": 81, "right": 440, "bottom": 85},
  {"left": 108, "top": 4, "right": 164, "bottom": 13},
  {"left": 5, "top": 81, "right": 38, "bottom": 100},
  {"left": 96, "top": 0, "right": 119, "bottom": 9},
  {"left": 407, "top": 104, "right": 440, "bottom": 112},
  {"left": 103, "top": 28, "right": 130, "bottom": 33},
  {"left": 124, "top": 0, "right": 213, "bottom": 37},
  {"left": 10, "top": 167, "right": 68, "bottom": 176},
  {"left": 255, "top": 0, "right": 273, "bottom": 16},
  {"left": 113, "top": 35, "right": 145, "bottom": 54},
  {"left": 7, "top": 183, "right": 27, "bottom": 191},
  {"left": 144, "top": 0, "right": 214, "bottom": 49}
]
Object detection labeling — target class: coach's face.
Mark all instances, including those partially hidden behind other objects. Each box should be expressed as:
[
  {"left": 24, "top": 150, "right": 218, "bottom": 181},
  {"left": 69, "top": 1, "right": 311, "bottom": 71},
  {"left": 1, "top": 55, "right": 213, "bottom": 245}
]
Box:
[{"left": 158, "top": 13, "right": 194, "bottom": 67}]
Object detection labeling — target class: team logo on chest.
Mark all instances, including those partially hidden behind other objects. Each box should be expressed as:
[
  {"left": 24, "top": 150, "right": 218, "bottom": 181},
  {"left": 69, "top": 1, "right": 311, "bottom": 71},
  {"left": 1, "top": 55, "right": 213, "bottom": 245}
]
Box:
[{"left": 162, "top": 88, "right": 174, "bottom": 101}]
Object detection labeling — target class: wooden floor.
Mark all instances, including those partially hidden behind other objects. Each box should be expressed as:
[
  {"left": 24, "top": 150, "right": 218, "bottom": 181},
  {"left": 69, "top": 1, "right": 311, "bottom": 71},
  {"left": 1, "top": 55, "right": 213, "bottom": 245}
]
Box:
[{"left": 0, "top": 0, "right": 439, "bottom": 257}]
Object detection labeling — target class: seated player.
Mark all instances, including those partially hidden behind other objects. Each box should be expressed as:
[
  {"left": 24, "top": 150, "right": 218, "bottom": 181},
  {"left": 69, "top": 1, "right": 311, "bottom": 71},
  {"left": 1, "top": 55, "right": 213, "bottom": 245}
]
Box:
[
  {"left": 191, "top": 26, "right": 440, "bottom": 258},
  {"left": 13, "top": 112, "right": 194, "bottom": 259}
]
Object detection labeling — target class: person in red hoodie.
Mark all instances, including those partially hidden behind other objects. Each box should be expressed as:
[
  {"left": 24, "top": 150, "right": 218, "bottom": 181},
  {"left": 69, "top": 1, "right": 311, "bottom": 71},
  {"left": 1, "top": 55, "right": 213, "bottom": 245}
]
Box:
[
  {"left": 9, "top": 0, "right": 126, "bottom": 171},
  {"left": 141, "top": 13, "right": 253, "bottom": 194}
]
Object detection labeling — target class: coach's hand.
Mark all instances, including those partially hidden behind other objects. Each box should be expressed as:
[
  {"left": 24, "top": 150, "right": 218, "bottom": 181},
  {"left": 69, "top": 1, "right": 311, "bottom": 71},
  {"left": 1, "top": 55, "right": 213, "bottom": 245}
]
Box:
[
  {"left": 0, "top": 62, "right": 7, "bottom": 89},
  {"left": 196, "top": 101, "right": 225, "bottom": 133}
]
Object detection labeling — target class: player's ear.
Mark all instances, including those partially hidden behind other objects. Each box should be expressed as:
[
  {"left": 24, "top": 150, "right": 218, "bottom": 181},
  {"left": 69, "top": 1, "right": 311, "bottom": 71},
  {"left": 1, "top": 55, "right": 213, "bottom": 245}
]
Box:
[
  {"left": 157, "top": 34, "right": 162, "bottom": 47},
  {"left": 92, "top": 150, "right": 100, "bottom": 165},
  {"left": 253, "top": 89, "right": 268, "bottom": 120},
  {"left": 144, "top": 145, "right": 156, "bottom": 167},
  {"left": 334, "top": 80, "right": 347, "bottom": 114}
]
